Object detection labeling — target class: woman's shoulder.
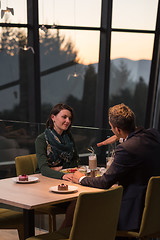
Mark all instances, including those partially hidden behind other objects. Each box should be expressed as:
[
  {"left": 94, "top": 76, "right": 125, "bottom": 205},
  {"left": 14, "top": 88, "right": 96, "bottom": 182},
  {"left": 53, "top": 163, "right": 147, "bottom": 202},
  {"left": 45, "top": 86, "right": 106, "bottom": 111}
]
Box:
[{"left": 35, "top": 132, "right": 45, "bottom": 143}]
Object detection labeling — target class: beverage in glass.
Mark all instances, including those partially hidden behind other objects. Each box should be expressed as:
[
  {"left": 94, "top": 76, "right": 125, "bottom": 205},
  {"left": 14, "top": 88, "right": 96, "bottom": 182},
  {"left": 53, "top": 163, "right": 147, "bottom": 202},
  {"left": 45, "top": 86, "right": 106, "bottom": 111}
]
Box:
[
  {"left": 106, "top": 157, "right": 114, "bottom": 169},
  {"left": 89, "top": 154, "right": 97, "bottom": 170}
]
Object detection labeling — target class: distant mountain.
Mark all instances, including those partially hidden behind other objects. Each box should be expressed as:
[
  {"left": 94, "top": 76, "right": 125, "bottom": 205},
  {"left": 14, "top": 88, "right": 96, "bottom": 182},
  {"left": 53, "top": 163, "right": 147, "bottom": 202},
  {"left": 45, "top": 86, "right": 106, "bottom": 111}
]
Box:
[
  {"left": 0, "top": 56, "right": 151, "bottom": 112},
  {"left": 111, "top": 58, "right": 151, "bottom": 84},
  {"left": 93, "top": 58, "right": 151, "bottom": 84}
]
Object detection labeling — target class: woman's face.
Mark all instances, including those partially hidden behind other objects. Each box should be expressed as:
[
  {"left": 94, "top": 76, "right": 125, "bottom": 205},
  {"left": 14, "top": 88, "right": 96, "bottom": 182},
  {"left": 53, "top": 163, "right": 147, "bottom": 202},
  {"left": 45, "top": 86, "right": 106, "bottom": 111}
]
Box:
[{"left": 51, "top": 109, "right": 72, "bottom": 135}]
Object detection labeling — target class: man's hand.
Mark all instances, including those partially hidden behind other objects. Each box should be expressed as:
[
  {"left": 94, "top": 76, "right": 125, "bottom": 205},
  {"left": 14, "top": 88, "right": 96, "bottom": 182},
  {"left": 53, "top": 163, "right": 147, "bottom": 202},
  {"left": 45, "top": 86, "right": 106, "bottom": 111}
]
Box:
[
  {"left": 97, "top": 135, "right": 119, "bottom": 147},
  {"left": 62, "top": 173, "right": 73, "bottom": 181},
  {"left": 72, "top": 171, "right": 85, "bottom": 184}
]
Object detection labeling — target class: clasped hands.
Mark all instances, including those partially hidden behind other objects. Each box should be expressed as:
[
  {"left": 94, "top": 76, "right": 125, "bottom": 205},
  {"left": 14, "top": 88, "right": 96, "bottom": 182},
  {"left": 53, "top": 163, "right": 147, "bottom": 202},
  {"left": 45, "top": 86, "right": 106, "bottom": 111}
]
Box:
[
  {"left": 62, "top": 135, "right": 118, "bottom": 183},
  {"left": 62, "top": 171, "right": 85, "bottom": 184},
  {"left": 52, "top": 166, "right": 84, "bottom": 183}
]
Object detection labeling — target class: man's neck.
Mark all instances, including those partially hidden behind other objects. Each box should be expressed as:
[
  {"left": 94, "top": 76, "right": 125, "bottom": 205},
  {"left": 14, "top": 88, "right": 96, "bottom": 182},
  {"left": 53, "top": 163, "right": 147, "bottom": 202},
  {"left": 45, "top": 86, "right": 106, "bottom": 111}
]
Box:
[{"left": 120, "top": 131, "right": 129, "bottom": 140}]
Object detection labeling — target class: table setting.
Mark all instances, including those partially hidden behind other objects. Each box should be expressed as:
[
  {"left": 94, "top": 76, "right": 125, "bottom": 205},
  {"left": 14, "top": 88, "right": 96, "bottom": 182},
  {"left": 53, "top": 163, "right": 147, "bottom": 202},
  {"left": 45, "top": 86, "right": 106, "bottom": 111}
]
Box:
[{"left": 13, "top": 175, "right": 39, "bottom": 184}]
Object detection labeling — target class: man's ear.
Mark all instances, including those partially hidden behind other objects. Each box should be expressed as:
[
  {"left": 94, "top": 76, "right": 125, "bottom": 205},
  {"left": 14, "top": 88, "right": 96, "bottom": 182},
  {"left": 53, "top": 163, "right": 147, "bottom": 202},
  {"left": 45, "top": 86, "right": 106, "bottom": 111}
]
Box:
[{"left": 115, "top": 127, "right": 121, "bottom": 134}]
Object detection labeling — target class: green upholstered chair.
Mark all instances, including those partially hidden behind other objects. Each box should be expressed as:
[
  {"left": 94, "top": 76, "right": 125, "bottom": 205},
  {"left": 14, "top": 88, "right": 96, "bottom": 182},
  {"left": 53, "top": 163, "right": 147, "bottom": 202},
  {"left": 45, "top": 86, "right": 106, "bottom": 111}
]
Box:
[
  {"left": 116, "top": 176, "right": 160, "bottom": 240},
  {"left": 15, "top": 154, "right": 37, "bottom": 176},
  {"left": 25, "top": 185, "right": 123, "bottom": 240},
  {"left": 0, "top": 208, "right": 24, "bottom": 240},
  {"left": 15, "top": 154, "right": 66, "bottom": 233}
]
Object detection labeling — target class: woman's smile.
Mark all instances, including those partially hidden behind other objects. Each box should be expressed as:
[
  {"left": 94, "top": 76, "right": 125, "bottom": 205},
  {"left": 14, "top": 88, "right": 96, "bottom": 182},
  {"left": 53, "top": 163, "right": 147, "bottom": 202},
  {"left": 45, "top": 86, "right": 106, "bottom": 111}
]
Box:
[{"left": 51, "top": 109, "right": 72, "bottom": 135}]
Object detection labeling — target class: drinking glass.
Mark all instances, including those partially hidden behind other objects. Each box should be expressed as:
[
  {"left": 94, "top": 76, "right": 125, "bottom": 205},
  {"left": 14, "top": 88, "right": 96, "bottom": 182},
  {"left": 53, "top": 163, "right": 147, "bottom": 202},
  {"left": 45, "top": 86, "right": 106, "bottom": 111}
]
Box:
[
  {"left": 106, "top": 157, "right": 114, "bottom": 169},
  {"left": 89, "top": 154, "right": 97, "bottom": 170}
]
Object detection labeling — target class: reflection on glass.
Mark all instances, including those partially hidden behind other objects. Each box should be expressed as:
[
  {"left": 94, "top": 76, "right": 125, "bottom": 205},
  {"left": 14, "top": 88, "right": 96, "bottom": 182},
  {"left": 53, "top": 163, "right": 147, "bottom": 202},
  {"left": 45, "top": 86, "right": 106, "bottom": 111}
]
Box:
[
  {"left": 40, "top": 29, "right": 99, "bottom": 127},
  {"left": 0, "top": 0, "right": 27, "bottom": 24},
  {"left": 1, "top": 7, "right": 14, "bottom": 19},
  {"left": 0, "top": 120, "right": 112, "bottom": 178},
  {"left": 153, "top": 72, "right": 160, "bottom": 128},
  {"left": 38, "top": 0, "right": 101, "bottom": 27},
  {"left": 40, "top": 64, "right": 98, "bottom": 127},
  {"left": 39, "top": 29, "right": 99, "bottom": 67},
  {"left": 0, "top": 120, "right": 40, "bottom": 179},
  {"left": 110, "top": 32, "right": 154, "bottom": 126},
  {"left": 112, "top": 0, "right": 158, "bottom": 30},
  {"left": 0, "top": 27, "right": 32, "bottom": 121}
]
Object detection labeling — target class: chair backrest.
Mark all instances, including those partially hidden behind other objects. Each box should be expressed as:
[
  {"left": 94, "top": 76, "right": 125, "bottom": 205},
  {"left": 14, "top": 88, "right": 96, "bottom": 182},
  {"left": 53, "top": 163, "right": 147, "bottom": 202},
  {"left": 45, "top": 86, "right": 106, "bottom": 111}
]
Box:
[
  {"left": 69, "top": 186, "right": 123, "bottom": 240},
  {"left": 139, "top": 176, "right": 160, "bottom": 237},
  {"left": 15, "top": 154, "right": 37, "bottom": 176}
]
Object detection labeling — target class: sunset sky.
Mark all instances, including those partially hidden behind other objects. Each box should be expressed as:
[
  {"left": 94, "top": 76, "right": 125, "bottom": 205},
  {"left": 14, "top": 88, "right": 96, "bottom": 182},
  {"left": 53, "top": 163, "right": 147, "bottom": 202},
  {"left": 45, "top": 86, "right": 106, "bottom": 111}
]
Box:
[{"left": 0, "top": 0, "right": 159, "bottom": 64}]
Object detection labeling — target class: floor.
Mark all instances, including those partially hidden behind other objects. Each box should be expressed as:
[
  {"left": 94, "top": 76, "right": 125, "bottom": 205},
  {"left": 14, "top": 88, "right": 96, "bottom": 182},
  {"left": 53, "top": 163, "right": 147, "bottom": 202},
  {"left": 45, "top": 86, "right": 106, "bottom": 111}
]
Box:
[
  {"left": 0, "top": 228, "right": 47, "bottom": 240},
  {"left": 0, "top": 214, "right": 65, "bottom": 240}
]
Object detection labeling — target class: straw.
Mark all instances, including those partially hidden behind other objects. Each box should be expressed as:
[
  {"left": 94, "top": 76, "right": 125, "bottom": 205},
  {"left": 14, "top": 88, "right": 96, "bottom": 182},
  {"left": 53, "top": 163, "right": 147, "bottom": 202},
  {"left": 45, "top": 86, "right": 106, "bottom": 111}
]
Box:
[
  {"left": 88, "top": 146, "right": 95, "bottom": 155},
  {"left": 88, "top": 148, "right": 93, "bottom": 153},
  {"left": 91, "top": 146, "right": 94, "bottom": 152}
]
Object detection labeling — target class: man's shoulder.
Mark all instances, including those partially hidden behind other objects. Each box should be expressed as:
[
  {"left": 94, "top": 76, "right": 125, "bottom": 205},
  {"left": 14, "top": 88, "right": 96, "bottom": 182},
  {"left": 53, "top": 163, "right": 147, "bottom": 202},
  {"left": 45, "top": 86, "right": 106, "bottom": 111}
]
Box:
[
  {"left": 119, "top": 127, "right": 160, "bottom": 154},
  {"left": 134, "top": 128, "right": 160, "bottom": 142},
  {"left": 145, "top": 128, "right": 160, "bottom": 137},
  {"left": 135, "top": 127, "right": 159, "bottom": 135}
]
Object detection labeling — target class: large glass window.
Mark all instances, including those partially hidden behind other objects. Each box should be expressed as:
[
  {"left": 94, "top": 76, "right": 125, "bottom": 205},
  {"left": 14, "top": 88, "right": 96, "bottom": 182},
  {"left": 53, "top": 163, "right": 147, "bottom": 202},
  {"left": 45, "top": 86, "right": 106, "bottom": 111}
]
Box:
[
  {"left": 0, "top": 27, "right": 29, "bottom": 121},
  {"left": 0, "top": 0, "right": 27, "bottom": 24},
  {"left": 112, "top": 0, "right": 158, "bottom": 30},
  {"left": 0, "top": 0, "right": 159, "bottom": 131},
  {"left": 109, "top": 32, "right": 154, "bottom": 126},
  {"left": 111, "top": 33, "right": 154, "bottom": 60},
  {"left": 0, "top": 0, "right": 160, "bottom": 181},
  {"left": 40, "top": 29, "right": 100, "bottom": 127},
  {"left": 39, "top": 0, "right": 101, "bottom": 27},
  {"left": 153, "top": 73, "right": 160, "bottom": 128}
]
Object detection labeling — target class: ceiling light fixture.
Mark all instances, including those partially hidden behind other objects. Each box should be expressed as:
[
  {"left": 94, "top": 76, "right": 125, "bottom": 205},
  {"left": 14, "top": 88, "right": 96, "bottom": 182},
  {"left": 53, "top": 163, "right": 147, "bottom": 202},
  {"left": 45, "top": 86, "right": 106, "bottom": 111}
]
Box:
[
  {"left": 1, "top": 6, "right": 14, "bottom": 18},
  {"left": 19, "top": 45, "right": 35, "bottom": 54},
  {"left": 67, "top": 0, "right": 81, "bottom": 81}
]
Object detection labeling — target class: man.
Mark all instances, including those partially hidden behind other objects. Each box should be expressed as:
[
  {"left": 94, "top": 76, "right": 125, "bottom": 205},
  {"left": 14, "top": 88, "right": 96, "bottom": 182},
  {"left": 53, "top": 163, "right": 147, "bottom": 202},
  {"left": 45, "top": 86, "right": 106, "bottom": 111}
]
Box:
[{"left": 72, "top": 103, "right": 160, "bottom": 231}]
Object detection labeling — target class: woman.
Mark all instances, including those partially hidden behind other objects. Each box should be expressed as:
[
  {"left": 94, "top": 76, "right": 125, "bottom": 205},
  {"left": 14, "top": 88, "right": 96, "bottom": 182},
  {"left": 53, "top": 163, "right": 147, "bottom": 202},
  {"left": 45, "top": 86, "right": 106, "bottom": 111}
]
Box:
[
  {"left": 35, "top": 103, "right": 78, "bottom": 229},
  {"left": 35, "top": 103, "right": 79, "bottom": 180}
]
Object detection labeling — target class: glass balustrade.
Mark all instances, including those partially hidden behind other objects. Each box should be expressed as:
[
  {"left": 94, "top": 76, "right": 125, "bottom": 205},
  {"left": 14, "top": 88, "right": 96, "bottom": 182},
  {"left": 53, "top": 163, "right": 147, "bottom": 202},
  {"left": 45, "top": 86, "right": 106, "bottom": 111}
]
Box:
[{"left": 0, "top": 119, "right": 116, "bottom": 179}]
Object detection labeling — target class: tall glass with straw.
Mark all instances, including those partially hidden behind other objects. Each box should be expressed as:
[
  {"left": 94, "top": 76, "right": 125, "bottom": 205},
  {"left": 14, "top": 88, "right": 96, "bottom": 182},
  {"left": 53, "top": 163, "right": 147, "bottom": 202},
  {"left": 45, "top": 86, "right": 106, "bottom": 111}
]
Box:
[{"left": 88, "top": 146, "right": 97, "bottom": 177}]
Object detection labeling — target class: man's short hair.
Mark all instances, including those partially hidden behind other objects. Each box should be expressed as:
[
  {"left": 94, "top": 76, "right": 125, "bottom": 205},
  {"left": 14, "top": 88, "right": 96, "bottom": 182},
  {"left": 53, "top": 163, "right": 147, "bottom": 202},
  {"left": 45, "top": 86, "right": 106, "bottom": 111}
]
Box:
[{"left": 109, "top": 103, "right": 136, "bottom": 132}]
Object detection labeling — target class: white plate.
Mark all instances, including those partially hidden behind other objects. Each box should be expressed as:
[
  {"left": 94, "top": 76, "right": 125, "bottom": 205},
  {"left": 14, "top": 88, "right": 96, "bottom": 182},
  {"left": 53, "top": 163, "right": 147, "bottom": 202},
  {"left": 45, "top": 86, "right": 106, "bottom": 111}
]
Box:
[
  {"left": 61, "top": 166, "right": 89, "bottom": 173},
  {"left": 61, "top": 168, "right": 78, "bottom": 173},
  {"left": 13, "top": 176, "right": 39, "bottom": 184},
  {"left": 49, "top": 185, "right": 78, "bottom": 194}
]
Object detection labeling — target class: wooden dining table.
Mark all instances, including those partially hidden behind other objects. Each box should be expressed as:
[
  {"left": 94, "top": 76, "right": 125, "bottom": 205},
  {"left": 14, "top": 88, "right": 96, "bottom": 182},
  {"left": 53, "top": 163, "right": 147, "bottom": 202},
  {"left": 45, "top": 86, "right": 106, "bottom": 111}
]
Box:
[{"left": 0, "top": 173, "right": 104, "bottom": 239}]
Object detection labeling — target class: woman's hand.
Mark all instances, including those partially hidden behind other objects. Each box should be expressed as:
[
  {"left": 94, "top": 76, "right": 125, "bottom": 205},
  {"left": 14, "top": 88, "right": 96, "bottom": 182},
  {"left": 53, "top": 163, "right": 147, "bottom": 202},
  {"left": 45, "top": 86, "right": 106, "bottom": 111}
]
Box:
[
  {"left": 97, "top": 135, "right": 119, "bottom": 147},
  {"left": 62, "top": 173, "right": 73, "bottom": 181}
]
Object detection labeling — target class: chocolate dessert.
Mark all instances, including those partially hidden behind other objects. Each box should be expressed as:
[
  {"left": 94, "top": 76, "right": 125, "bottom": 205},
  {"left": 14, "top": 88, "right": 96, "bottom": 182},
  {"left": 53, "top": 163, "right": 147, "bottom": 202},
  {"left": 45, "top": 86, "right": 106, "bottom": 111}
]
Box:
[
  {"left": 58, "top": 183, "right": 68, "bottom": 190},
  {"left": 19, "top": 174, "right": 28, "bottom": 181}
]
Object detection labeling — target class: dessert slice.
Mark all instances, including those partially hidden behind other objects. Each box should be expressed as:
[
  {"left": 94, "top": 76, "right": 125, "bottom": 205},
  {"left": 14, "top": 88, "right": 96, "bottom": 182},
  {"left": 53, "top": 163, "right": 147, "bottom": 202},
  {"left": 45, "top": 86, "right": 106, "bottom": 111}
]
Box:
[
  {"left": 18, "top": 174, "right": 28, "bottom": 181},
  {"left": 58, "top": 183, "right": 68, "bottom": 191}
]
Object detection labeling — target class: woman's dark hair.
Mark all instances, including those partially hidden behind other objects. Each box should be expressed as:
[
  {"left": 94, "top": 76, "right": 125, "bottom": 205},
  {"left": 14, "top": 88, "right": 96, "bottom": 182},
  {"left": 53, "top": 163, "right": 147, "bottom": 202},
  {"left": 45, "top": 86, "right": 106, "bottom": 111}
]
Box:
[{"left": 46, "top": 103, "right": 74, "bottom": 131}]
